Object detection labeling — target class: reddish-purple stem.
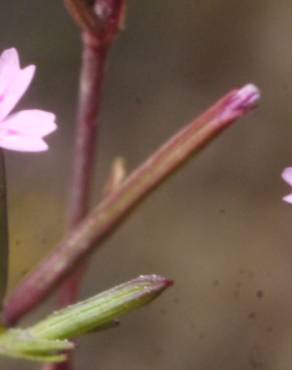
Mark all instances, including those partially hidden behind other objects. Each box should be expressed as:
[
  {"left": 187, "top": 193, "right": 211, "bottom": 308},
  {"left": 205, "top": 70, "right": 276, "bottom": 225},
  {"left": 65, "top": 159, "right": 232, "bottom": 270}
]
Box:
[
  {"left": 3, "top": 84, "right": 260, "bottom": 327},
  {"left": 69, "top": 34, "right": 107, "bottom": 225},
  {"left": 59, "top": 0, "right": 125, "bottom": 310},
  {"left": 45, "top": 1, "right": 125, "bottom": 369},
  {"left": 58, "top": 33, "right": 108, "bottom": 309}
]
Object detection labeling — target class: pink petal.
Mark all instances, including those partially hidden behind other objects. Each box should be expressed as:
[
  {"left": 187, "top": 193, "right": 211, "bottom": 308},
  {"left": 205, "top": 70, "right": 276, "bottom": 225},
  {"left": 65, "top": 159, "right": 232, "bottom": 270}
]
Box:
[
  {"left": 0, "top": 48, "right": 35, "bottom": 120},
  {"left": 282, "top": 167, "right": 292, "bottom": 186},
  {"left": 219, "top": 84, "right": 260, "bottom": 122},
  {"left": 283, "top": 193, "right": 292, "bottom": 204},
  {"left": 0, "top": 134, "right": 48, "bottom": 152},
  {"left": 0, "top": 48, "right": 20, "bottom": 70},
  {"left": 1, "top": 109, "right": 57, "bottom": 137}
]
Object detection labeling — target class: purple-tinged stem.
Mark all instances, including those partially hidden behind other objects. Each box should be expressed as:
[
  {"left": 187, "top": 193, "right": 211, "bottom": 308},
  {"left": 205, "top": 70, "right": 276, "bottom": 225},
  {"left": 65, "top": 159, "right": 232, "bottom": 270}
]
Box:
[
  {"left": 64, "top": 0, "right": 98, "bottom": 35},
  {"left": 53, "top": 18, "right": 110, "bottom": 370},
  {"left": 43, "top": 158, "right": 126, "bottom": 370},
  {"left": 3, "top": 84, "right": 260, "bottom": 326},
  {"left": 57, "top": 33, "right": 108, "bottom": 310},
  {"left": 45, "top": 3, "right": 126, "bottom": 369},
  {"left": 59, "top": 0, "right": 126, "bottom": 308},
  {"left": 64, "top": 0, "right": 126, "bottom": 43},
  {"left": 46, "top": 2, "right": 125, "bottom": 370},
  {"left": 68, "top": 34, "right": 107, "bottom": 226},
  {"left": 50, "top": 3, "right": 126, "bottom": 369}
]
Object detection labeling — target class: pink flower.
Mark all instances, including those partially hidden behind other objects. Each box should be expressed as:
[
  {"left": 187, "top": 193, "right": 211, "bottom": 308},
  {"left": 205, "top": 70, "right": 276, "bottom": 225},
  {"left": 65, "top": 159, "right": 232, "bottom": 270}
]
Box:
[
  {"left": 0, "top": 48, "right": 57, "bottom": 152},
  {"left": 282, "top": 167, "right": 292, "bottom": 203}
]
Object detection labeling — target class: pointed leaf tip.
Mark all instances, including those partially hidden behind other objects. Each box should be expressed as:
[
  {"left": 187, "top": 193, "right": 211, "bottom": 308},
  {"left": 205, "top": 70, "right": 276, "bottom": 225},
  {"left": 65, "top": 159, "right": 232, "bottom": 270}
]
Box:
[
  {"left": 137, "top": 274, "right": 174, "bottom": 289},
  {"left": 27, "top": 275, "right": 173, "bottom": 341}
]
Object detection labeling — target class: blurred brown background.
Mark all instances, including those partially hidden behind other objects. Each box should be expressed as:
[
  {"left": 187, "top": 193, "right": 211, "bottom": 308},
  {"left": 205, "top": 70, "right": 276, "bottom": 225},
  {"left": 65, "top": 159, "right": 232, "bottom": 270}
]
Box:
[{"left": 0, "top": 1, "right": 292, "bottom": 369}]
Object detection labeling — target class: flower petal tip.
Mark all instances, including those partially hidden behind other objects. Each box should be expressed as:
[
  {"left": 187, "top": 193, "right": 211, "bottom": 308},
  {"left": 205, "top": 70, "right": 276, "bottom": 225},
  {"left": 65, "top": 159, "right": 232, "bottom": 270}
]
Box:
[
  {"left": 281, "top": 167, "right": 292, "bottom": 186},
  {"left": 23, "top": 64, "right": 36, "bottom": 77},
  {"left": 283, "top": 194, "right": 292, "bottom": 204},
  {"left": 0, "top": 48, "right": 19, "bottom": 65}
]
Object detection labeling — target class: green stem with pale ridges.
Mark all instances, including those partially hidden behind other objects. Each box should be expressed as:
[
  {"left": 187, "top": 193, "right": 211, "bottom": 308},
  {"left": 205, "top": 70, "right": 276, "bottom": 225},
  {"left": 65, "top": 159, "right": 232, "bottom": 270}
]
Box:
[{"left": 0, "top": 275, "right": 171, "bottom": 363}]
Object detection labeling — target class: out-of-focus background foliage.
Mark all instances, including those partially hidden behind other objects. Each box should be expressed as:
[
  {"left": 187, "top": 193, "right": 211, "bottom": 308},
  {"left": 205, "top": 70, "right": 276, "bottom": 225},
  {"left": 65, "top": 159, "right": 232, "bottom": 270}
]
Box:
[{"left": 0, "top": 1, "right": 292, "bottom": 369}]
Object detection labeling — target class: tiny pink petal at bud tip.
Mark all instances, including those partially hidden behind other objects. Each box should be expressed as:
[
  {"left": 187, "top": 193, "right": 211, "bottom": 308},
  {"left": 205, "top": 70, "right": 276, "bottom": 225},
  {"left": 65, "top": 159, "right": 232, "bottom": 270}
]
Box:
[
  {"left": 228, "top": 83, "right": 260, "bottom": 113},
  {"left": 281, "top": 167, "right": 292, "bottom": 186},
  {"left": 281, "top": 167, "right": 292, "bottom": 204},
  {"left": 217, "top": 83, "right": 260, "bottom": 123}
]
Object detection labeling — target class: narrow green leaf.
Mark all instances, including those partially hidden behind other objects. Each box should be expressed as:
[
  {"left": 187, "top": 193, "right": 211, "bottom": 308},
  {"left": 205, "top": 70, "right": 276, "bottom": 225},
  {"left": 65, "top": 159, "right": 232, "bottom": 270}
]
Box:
[
  {"left": 0, "top": 150, "right": 8, "bottom": 311},
  {"left": 30, "top": 275, "right": 173, "bottom": 340},
  {"left": 0, "top": 275, "right": 172, "bottom": 363}
]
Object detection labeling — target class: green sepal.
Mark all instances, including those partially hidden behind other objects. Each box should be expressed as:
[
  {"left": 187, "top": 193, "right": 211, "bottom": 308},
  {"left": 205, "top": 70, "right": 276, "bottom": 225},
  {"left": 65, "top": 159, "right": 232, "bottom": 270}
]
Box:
[
  {"left": 0, "top": 274, "right": 172, "bottom": 363},
  {"left": 0, "top": 329, "right": 74, "bottom": 362},
  {"left": 30, "top": 275, "right": 172, "bottom": 340}
]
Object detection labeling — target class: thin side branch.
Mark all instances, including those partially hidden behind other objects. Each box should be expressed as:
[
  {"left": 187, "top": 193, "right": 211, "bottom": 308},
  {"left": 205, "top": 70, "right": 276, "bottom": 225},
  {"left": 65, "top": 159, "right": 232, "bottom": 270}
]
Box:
[
  {"left": 64, "top": 0, "right": 126, "bottom": 43},
  {"left": 3, "top": 84, "right": 260, "bottom": 326},
  {"left": 64, "top": 0, "right": 98, "bottom": 35}
]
